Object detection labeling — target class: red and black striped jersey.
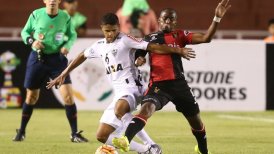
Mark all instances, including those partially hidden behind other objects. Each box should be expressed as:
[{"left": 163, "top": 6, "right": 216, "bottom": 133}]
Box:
[{"left": 137, "top": 29, "right": 193, "bottom": 82}]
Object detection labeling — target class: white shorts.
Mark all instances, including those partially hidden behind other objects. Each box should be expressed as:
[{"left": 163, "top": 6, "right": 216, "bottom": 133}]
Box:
[{"left": 100, "top": 82, "right": 145, "bottom": 129}]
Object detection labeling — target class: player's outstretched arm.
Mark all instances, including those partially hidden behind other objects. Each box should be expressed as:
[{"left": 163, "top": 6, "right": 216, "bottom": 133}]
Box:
[
  {"left": 192, "top": 0, "right": 231, "bottom": 44},
  {"left": 46, "top": 51, "right": 87, "bottom": 89},
  {"left": 147, "top": 43, "right": 196, "bottom": 60}
]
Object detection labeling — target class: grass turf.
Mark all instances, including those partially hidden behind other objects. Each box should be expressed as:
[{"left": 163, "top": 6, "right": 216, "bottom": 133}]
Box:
[{"left": 0, "top": 109, "right": 274, "bottom": 154}]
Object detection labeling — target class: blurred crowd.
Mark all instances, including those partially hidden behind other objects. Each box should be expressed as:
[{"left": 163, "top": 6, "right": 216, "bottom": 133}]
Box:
[
  {"left": 64, "top": 0, "right": 273, "bottom": 41},
  {"left": 62, "top": 0, "right": 158, "bottom": 38}
]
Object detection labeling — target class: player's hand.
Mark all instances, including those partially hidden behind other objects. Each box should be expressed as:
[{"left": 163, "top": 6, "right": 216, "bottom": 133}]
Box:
[
  {"left": 46, "top": 73, "right": 66, "bottom": 89},
  {"left": 177, "top": 48, "right": 196, "bottom": 60},
  {"left": 135, "top": 56, "right": 146, "bottom": 67},
  {"left": 215, "top": 0, "right": 232, "bottom": 18},
  {"left": 60, "top": 47, "right": 69, "bottom": 56},
  {"left": 32, "top": 40, "right": 45, "bottom": 50}
]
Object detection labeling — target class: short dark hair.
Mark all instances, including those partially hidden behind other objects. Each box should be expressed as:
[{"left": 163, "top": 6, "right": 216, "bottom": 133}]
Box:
[
  {"left": 268, "top": 18, "right": 274, "bottom": 26},
  {"left": 64, "top": 0, "right": 77, "bottom": 3},
  {"left": 160, "top": 8, "right": 177, "bottom": 16},
  {"left": 101, "top": 13, "right": 119, "bottom": 25}
]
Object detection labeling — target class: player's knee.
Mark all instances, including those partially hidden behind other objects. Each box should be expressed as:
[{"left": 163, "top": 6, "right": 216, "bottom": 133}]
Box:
[
  {"left": 186, "top": 114, "right": 204, "bottom": 130},
  {"left": 63, "top": 95, "right": 74, "bottom": 105},
  {"left": 96, "top": 134, "right": 108, "bottom": 143},
  {"left": 114, "top": 110, "right": 125, "bottom": 120},
  {"left": 139, "top": 102, "right": 156, "bottom": 119},
  {"left": 26, "top": 94, "right": 39, "bottom": 105}
]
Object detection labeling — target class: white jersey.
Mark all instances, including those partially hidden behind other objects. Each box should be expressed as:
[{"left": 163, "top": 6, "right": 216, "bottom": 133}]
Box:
[{"left": 84, "top": 33, "right": 148, "bottom": 87}]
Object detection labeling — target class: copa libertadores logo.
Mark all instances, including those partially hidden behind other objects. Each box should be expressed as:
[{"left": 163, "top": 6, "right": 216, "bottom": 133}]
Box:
[{"left": 0, "top": 51, "right": 21, "bottom": 108}]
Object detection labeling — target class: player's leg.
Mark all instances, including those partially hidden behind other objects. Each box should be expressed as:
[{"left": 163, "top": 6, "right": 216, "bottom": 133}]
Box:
[
  {"left": 59, "top": 84, "right": 88, "bottom": 142},
  {"left": 113, "top": 84, "right": 169, "bottom": 152},
  {"left": 124, "top": 84, "right": 170, "bottom": 144},
  {"left": 120, "top": 113, "right": 162, "bottom": 153},
  {"left": 97, "top": 122, "right": 150, "bottom": 153},
  {"left": 96, "top": 122, "right": 116, "bottom": 143},
  {"left": 96, "top": 97, "right": 129, "bottom": 143},
  {"left": 124, "top": 102, "right": 156, "bottom": 143},
  {"left": 172, "top": 79, "right": 209, "bottom": 154},
  {"left": 186, "top": 114, "right": 210, "bottom": 154},
  {"left": 13, "top": 89, "right": 40, "bottom": 141},
  {"left": 97, "top": 104, "right": 146, "bottom": 152},
  {"left": 122, "top": 113, "right": 156, "bottom": 145},
  {"left": 112, "top": 101, "right": 157, "bottom": 152},
  {"left": 49, "top": 53, "right": 87, "bottom": 142},
  {"left": 13, "top": 51, "right": 46, "bottom": 141}
]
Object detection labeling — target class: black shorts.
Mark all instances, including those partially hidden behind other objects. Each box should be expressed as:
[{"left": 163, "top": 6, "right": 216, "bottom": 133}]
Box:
[
  {"left": 142, "top": 78, "right": 200, "bottom": 117},
  {"left": 24, "top": 51, "right": 71, "bottom": 89}
]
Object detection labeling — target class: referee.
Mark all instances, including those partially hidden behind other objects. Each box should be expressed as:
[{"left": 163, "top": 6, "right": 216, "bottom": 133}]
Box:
[{"left": 13, "top": 0, "right": 88, "bottom": 143}]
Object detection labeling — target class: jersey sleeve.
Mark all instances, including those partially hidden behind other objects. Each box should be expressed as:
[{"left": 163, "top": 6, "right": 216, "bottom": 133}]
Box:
[
  {"left": 122, "top": 34, "right": 149, "bottom": 50},
  {"left": 181, "top": 30, "right": 193, "bottom": 45},
  {"left": 21, "top": 12, "right": 36, "bottom": 45},
  {"left": 63, "top": 17, "right": 77, "bottom": 51},
  {"left": 83, "top": 42, "right": 101, "bottom": 58},
  {"left": 135, "top": 35, "right": 150, "bottom": 59}
]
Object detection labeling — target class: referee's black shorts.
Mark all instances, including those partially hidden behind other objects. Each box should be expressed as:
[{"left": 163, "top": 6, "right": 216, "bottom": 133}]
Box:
[
  {"left": 24, "top": 51, "right": 71, "bottom": 89},
  {"left": 142, "top": 78, "right": 200, "bottom": 117}
]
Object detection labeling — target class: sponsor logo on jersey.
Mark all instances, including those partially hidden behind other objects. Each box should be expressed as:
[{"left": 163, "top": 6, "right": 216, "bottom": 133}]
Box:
[
  {"left": 154, "top": 87, "right": 160, "bottom": 93},
  {"left": 167, "top": 42, "right": 180, "bottom": 48},
  {"left": 112, "top": 49, "right": 118, "bottom": 57},
  {"left": 106, "top": 64, "right": 123, "bottom": 74},
  {"left": 172, "top": 33, "right": 178, "bottom": 38},
  {"left": 184, "top": 30, "right": 190, "bottom": 36}
]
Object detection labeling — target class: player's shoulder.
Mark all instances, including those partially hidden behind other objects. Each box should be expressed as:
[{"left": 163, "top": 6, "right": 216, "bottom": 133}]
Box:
[
  {"left": 31, "top": 8, "right": 45, "bottom": 18},
  {"left": 33, "top": 8, "right": 44, "bottom": 13},
  {"left": 120, "top": 32, "right": 142, "bottom": 42},
  {"left": 59, "top": 9, "right": 71, "bottom": 19},
  {"left": 174, "top": 29, "right": 192, "bottom": 37},
  {"left": 93, "top": 38, "right": 106, "bottom": 46}
]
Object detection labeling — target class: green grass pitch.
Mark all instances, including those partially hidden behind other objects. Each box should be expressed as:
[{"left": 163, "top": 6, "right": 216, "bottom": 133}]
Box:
[{"left": 0, "top": 109, "right": 274, "bottom": 154}]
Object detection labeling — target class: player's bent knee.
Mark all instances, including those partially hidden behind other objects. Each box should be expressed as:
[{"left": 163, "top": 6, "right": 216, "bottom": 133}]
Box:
[
  {"left": 96, "top": 134, "right": 108, "bottom": 143},
  {"left": 114, "top": 110, "right": 125, "bottom": 120},
  {"left": 26, "top": 95, "right": 39, "bottom": 105},
  {"left": 139, "top": 102, "right": 156, "bottom": 119},
  {"left": 63, "top": 95, "right": 74, "bottom": 105}
]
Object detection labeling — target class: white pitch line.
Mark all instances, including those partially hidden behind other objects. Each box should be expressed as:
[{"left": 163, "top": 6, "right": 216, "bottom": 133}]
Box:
[{"left": 218, "top": 114, "right": 274, "bottom": 124}]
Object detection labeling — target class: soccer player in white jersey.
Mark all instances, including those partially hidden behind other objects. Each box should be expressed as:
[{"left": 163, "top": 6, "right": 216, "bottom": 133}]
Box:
[{"left": 47, "top": 13, "right": 195, "bottom": 153}]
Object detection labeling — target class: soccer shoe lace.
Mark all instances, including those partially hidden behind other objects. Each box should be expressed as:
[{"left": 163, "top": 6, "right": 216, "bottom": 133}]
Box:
[
  {"left": 112, "top": 135, "right": 130, "bottom": 152},
  {"left": 13, "top": 129, "right": 25, "bottom": 141},
  {"left": 195, "top": 145, "right": 212, "bottom": 154},
  {"left": 71, "top": 130, "right": 89, "bottom": 143},
  {"left": 138, "top": 144, "right": 162, "bottom": 154}
]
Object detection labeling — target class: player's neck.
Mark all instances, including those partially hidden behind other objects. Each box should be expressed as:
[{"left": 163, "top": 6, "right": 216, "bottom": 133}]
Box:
[
  {"left": 106, "top": 33, "right": 120, "bottom": 43},
  {"left": 46, "top": 8, "right": 59, "bottom": 16}
]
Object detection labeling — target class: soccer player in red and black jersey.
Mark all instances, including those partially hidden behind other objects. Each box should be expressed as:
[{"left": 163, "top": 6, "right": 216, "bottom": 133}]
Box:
[{"left": 113, "top": 0, "right": 231, "bottom": 153}]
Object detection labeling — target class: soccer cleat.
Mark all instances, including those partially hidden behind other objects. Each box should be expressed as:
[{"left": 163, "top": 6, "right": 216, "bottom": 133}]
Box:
[
  {"left": 13, "top": 129, "right": 25, "bottom": 141},
  {"left": 70, "top": 130, "right": 89, "bottom": 143},
  {"left": 138, "top": 144, "right": 163, "bottom": 154},
  {"left": 194, "top": 145, "right": 211, "bottom": 154},
  {"left": 112, "top": 135, "right": 130, "bottom": 152},
  {"left": 150, "top": 144, "right": 162, "bottom": 154}
]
